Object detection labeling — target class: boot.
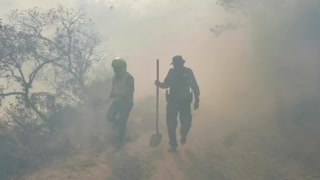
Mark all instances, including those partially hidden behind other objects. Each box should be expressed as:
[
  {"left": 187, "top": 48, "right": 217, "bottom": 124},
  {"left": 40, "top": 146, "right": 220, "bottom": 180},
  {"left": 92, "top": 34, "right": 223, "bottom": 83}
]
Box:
[
  {"left": 168, "top": 146, "right": 177, "bottom": 153},
  {"left": 180, "top": 136, "right": 187, "bottom": 145}
]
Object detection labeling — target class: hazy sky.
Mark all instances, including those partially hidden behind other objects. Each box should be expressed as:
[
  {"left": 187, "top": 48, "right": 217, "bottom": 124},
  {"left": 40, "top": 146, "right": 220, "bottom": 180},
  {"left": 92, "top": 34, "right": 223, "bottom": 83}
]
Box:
[
  {"left": 1, "top": 0, "right": 232, "bottom": 100},
  {"left": 2, "top": 0, "right": 319, "bottom": 119},
  {"left": 0, "top": 0, "right": 262, "bottom": 119}
]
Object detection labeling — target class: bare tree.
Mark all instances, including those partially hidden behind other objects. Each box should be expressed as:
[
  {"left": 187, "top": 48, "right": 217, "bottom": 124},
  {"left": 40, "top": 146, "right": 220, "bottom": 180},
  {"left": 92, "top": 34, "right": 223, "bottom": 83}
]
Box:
[
  {"left": 0, "top": 21, "right": 60, "bottom": 122},
  {"left": 7, "top": 6, "right": 103, "bottom": 104},
  {"left": 0, "top": 6, "right": 106, "bottom": 179},
  {"left": 1, "top": 5, "right": 103, "bottom": 127}
]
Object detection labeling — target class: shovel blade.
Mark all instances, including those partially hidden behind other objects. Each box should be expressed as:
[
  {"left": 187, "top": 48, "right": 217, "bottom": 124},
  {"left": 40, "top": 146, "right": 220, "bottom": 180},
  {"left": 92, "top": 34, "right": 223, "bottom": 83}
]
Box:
[{"left": 149, "top": 133, "right": 162, "bottom": 147}]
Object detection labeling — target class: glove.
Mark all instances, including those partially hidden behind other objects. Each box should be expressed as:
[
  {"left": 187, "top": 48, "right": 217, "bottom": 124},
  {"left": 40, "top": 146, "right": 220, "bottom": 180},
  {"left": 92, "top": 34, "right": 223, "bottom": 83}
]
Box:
[
  {"left": 194, "top": 100, "right": 199, "bottom": 110},
  {"left": 154, "top": 80, "right": 161, "bottom": 87}
]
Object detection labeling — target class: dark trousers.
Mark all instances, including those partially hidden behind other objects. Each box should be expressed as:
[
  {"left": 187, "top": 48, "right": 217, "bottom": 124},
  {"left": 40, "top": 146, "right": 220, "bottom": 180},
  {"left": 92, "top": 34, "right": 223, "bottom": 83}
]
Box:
[
  {"left": 166, "top": 98, "right": 192, "bottom": 148},
  {"left": 106, "top": 100, "right": 133, "bottom": 146}
]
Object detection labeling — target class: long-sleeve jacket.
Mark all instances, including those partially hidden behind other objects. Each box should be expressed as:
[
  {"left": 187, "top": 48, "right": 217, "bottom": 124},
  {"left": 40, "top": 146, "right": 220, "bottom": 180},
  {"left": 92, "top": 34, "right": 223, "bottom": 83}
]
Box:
[{"left": 158, "top": 67, "right": 200, "bottom": 101}]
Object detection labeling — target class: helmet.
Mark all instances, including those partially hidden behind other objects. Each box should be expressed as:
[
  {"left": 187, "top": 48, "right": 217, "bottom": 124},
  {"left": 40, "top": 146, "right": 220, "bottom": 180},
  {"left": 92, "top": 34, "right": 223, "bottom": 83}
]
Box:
[
  {"left": 171, "top": 55, "right": 185, "bottom": 65},
  {"left": 111, "top": 57, "right": 127, "bottom": 69}
]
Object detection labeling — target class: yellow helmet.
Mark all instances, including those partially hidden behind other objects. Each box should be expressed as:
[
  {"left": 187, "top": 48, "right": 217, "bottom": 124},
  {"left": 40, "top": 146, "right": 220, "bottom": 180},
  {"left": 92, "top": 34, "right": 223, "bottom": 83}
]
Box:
[{"left": 111, "top": 57, "right": 127, "bottom": 69}]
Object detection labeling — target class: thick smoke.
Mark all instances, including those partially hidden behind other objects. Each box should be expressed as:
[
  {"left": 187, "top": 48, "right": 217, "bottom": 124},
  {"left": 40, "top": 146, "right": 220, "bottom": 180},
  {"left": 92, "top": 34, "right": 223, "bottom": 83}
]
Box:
[{"left": 1, "top": 0, "right": 320, "bottom": 177}]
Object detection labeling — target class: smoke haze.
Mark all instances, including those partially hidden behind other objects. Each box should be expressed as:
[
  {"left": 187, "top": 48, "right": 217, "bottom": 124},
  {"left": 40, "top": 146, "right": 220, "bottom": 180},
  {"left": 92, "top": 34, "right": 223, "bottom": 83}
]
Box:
[{"left": 1, "top": 0, "right": 320, "bottom": 179}]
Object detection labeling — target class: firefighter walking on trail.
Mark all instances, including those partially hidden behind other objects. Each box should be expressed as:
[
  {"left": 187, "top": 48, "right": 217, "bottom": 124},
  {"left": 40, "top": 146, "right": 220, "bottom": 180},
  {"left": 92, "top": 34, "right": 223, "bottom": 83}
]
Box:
[
  {"left": 106, "top": 57, "right": 134, "bottom": 148},
  {"left": 155, "top": 55, "right": 200, "bottom": 152}
]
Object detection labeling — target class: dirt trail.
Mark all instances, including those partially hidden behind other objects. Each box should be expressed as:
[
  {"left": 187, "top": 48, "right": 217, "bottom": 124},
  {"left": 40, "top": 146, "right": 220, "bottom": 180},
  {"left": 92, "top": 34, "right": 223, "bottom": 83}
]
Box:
[
  {"left": 20, "top": 107, "right": 223, "bottom": 180},
  {"left": 21, "top": 106, "right": 320, "bottom": 180}
]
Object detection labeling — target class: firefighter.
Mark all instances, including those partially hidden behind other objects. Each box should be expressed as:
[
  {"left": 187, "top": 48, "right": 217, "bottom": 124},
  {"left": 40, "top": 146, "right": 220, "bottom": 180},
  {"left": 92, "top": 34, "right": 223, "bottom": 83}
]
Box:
[
  {"left": 106, "top": 57, "right": 134, "bottom": 148},
  {"left": 155, "top": 55, "right": 200, "bottom": 152}
]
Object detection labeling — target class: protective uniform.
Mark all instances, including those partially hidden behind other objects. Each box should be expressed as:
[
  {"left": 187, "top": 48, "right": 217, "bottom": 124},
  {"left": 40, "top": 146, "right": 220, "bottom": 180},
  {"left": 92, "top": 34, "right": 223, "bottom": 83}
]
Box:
[
  {"left": 107, "top": 57, "right": 134, "bottom": 148},
  {"left": 155, "top": 55, "right": 200, "bottom": 151}
]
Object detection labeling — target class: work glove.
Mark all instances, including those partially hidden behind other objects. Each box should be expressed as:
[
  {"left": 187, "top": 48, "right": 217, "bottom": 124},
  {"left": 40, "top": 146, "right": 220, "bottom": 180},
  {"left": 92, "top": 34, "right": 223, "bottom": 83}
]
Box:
[
  {"left": 154, "top": 80, "right": 161, "bottom": 87},
  {"left": 194, "top": 99, "right": 199, "bottom": 110}
]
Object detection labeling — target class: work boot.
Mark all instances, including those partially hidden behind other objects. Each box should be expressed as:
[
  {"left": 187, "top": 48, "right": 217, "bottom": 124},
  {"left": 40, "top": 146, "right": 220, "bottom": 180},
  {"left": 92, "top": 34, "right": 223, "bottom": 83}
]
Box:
[
  {"left": 180, "top": 136, "right": 187, "bottom": 145},
  {"left": 168, "top": 146, "right": 177, "bottom": 153}
]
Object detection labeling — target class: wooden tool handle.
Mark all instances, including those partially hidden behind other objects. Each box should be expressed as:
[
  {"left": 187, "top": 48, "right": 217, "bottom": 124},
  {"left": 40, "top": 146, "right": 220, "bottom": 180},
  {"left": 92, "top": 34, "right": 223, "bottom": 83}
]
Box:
[{"left": 156, "top": 59, "right": 159, "bottom": 134}]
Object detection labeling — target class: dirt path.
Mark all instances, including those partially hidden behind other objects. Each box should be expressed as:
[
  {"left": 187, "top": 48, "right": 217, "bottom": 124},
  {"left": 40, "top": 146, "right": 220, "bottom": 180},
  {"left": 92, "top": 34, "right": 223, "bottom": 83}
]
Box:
[
  {"left": 20, "top": 108, "right": 222, "bottom": 180},
  {"left": 21, "top": 108, "right": 320, "bottom": 180}
]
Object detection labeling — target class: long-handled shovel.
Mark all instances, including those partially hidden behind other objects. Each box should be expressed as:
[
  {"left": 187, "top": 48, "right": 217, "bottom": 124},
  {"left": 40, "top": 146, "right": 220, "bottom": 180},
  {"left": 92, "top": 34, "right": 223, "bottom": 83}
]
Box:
[{"left": 149, "top": 59, "right": 162, "bottom": 147}]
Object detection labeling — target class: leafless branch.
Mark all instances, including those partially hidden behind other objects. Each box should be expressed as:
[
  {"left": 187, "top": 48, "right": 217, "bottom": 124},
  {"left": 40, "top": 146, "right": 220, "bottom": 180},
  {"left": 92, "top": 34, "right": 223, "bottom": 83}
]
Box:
[{"left": 0, "top": 92, "right": 24, "bottom": 97}]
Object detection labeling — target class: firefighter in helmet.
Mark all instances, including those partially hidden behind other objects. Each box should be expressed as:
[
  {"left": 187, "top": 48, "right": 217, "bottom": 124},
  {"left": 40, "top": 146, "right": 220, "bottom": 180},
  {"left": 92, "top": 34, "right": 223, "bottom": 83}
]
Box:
[{"left": 107, "top": 57, "right": 134, "bottom": 148}]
